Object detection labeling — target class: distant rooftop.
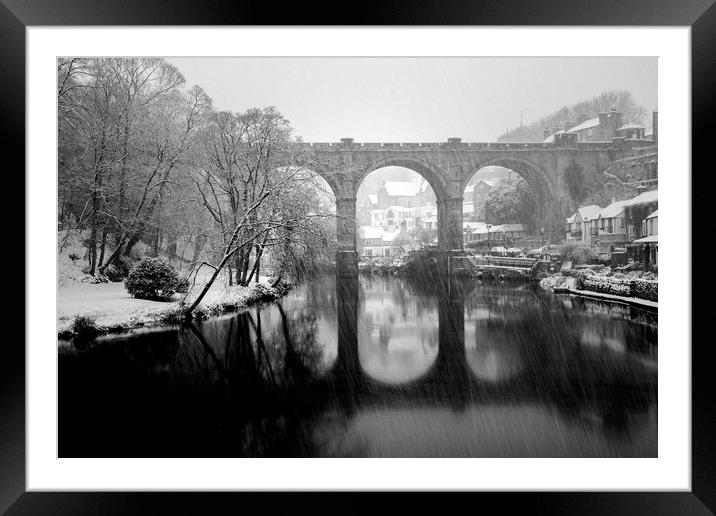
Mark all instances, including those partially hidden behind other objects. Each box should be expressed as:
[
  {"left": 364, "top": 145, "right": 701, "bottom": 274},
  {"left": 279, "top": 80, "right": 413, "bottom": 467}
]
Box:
[
  {"left": 383, "top": 181, "right": 421, "bottom": 197},
  {"left": 577, "top": 205, "right": 602, "bottom": 220},
  {"left": 598, "top": 190, "right": 658, "bottom": 219},
  {"left": 617, "top": 123, "right": 646, "bottom": 131}
]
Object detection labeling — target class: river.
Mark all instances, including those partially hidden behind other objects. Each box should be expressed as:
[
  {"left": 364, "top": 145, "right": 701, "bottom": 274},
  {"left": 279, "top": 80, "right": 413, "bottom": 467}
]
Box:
[{"left": 58, "top": 274, "right": 657, "bottom": 457}]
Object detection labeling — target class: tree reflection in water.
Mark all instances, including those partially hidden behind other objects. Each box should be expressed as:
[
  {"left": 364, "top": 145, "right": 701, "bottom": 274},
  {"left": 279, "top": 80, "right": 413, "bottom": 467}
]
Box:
[{"left": 59, "top": 274, "right": 657, "bottom": 457}]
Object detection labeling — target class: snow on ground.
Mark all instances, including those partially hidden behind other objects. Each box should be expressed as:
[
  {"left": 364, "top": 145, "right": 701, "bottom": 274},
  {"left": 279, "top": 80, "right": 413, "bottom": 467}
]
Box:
[
  {"left": 57, "top": 275, "right": 273, "bottom": 332},
  {"left": 540, "top": 274, "right": 576, "bottom": 290},
  {"left": 57, "top": 230, "right": 276, "bottom": 331}
]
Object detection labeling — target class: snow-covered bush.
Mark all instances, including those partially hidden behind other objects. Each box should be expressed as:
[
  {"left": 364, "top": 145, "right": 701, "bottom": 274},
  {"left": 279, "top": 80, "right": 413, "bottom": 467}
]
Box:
[
  {"left": 577, "top": 274, "right": 632, "bottom": 296},
  {"left": 250, "top": 282, "right": 278, "bottom": 302},
  {"left": 71, "top": 314, "right": 99, "bottom": 342},
  {"left": 632, "top": 278, "right": 658, "bottom": 301},
  {"left": 125, "top": 257, "right": 181, "bottom": 300},
  {"left": 561, "top": 243, "right": 598, "bottom": 265}
]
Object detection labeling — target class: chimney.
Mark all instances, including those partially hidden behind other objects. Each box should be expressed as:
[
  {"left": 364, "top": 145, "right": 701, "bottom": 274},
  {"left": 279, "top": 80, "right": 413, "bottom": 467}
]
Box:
[
  {"left": 612, "top": 111, "right": 623, "bottom": 130},
  {"left": 543, "top": 128, "right": 551, "bottom": 139},
  {"left": 599, "top": 112, "right": 609, "bottom": 128}
]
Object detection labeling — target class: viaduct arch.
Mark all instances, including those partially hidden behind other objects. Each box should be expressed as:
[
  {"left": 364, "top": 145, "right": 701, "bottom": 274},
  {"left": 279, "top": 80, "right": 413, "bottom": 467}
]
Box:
[{"left": 290, "top": 136, "right": 653, "bottom": 273}]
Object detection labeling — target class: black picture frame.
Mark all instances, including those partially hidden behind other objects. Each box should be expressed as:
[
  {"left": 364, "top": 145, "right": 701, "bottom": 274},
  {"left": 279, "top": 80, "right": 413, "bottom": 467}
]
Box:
[{"left": 3, "top": 0, "right": 713, "bottom": 513}]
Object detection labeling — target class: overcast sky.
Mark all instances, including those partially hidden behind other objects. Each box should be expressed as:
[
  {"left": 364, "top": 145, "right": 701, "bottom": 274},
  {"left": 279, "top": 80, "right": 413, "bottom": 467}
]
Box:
[{"left": 166, "top": 57, "right": 657, "bottom": 142}]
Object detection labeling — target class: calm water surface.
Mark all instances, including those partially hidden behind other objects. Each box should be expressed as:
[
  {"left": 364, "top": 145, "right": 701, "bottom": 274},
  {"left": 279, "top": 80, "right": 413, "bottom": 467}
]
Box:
[{"left": 59, "top": 274, "right": 657, "bottom": 457}]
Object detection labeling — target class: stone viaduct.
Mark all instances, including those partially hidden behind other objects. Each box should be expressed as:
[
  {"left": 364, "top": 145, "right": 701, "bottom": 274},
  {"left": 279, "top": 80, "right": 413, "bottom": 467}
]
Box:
[{"left": 288, "top": 135, "right": 654, "bottom": 272}]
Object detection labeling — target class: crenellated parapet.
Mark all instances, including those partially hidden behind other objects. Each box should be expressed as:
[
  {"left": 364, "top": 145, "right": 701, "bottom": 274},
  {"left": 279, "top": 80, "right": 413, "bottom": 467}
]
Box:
[{"left": 287, "top": 138, "right": 653, "bottom": 152}]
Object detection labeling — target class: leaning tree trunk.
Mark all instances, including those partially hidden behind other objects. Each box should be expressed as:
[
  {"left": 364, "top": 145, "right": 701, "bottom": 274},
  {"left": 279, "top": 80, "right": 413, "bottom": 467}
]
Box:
[{"left": 246, "top": 242, "right": 264, "bottom": 284}]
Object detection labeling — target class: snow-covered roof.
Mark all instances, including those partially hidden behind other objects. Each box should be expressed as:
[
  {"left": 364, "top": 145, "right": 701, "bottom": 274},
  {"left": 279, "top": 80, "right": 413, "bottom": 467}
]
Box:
[
  {"left": 633, "top": 235, "right": 658, "bottom": 243},
  {"left": 498, "top": 223, "right": 527, "bottom": 233},
  {"left": 598, "top": 200, "right": 629, "bottom": 219},
  {"left": 545, "top": 117, "right": 603, "bottom": 142},
  {"left": 464, "top": 184, "right": 476, "bottom": 193},
  {"left": 617, "top": 123, "right": 646, "bottom": 131},
  {"left": 646, "top": 209, "right": 658, "bottom": 220},
  {"left": 463, "top": 221, "right": 482, "bottom": 230},
  {"left": 360, "top": 226, "right": 383, "bottom": 239},
  {"left": 470, "top": 222, "right": 490, "bottom": 234},
  {"left": 568, "top": 117, "right": 600, "bottom": 133},
  {"left": 577, "top": 204, "right": 602, "bottom": 220},
  {"left": 566, "top": 214, "right": 576, "bottom": 223},
  {"left": 383, "top": 181, "right": 420, "bottom": 197},
  {"left": 472, "top": 223, "right": 525, "bottom": 234},
  {"left": 381, "top": 230, "right": 400, "bottom": 243},
  {"left": 543, "top": 130, "right": 565, "bottom": 143},
  {"left": 463, "top": 202, "right": 474, "bottom": 214},
  {"left": 626, "top": 189, "right": 658, "bottom": 206},
  {"left": 598, "top": 190, "right": 657, "bottom": 219},
  {"left": 479, "top": 179, "right": 501, "bottom": 188},
  {"left": 371, "top": 205, "right": 415, "bottom": 214},
  {"left": 360, "top": 226, "right": 402, "bottom": 243}
]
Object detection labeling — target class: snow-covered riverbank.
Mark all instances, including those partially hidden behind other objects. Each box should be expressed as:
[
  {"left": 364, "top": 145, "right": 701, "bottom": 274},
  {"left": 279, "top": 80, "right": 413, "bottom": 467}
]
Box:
[
  {"left": 57, "top": 276, "right": 287, "bottom": 337},
  {"left": 540, "top": 269, "right": 657, "bottom": 310}
]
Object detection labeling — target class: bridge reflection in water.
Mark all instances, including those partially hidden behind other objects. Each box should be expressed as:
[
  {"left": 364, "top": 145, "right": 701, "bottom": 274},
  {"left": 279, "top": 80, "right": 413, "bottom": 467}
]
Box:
[
  {"left": 326, "top": 272, "right": 655, "bottom": 434},
  {"left": 58, "top": 273, "right": 657, "bottom": 458}
]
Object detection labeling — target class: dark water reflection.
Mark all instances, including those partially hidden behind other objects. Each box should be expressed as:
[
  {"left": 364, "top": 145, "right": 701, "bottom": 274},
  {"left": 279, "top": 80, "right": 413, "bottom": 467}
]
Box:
[{"left": 59, "top": 274, "right": 657, "bottom": 457}]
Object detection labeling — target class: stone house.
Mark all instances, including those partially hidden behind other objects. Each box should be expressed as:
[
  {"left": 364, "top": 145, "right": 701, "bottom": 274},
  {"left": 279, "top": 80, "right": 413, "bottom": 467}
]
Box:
[
  {"left": 370, "top": 206, "right": 418, "bottom": 231},
  {"left": 359, "top": 226, "right": 413, "bottom": 258},
  {"left": 594, "top": 190, "right": 658, "bottom": 254},
  {"left": 616, "top": 122, "right": 646, "bottom": 140},
  {"left": 632, "top": 210, "right": 658, "bottom": 269},
  {"left": 468, "top": 223, "right": 527, "bottom": 244},
  {"left": 565, "top": 205, "right": 602, "bottom": 244},
  {"left": 544, "top": 108, "right": 651, "bottom": 143},
  {"left": 376, "top": 179, "right": 436, "bottom": 208}
]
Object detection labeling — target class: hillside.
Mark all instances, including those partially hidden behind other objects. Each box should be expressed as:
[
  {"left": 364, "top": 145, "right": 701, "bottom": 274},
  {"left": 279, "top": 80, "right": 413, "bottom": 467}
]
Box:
[{"left": 497, "top": 90, "right": 652, "bottom": 143}]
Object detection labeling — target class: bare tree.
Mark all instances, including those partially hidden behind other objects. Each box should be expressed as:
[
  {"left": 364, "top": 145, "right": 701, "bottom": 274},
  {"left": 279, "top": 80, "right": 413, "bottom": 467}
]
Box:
[
  {"left": 97, "top": 85, "right": 211, "bottom": 274},
  {"left": 184, "top": 108, "right": 335, "bottom": 315}
]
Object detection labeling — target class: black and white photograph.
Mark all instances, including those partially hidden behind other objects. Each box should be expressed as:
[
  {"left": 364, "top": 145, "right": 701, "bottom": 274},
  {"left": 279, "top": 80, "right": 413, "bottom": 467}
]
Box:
[
  {"left": 56, "top": 56, "right": 660, "bottom": 459},
  {"left": 2, "top": 1, "right": 710, "bottom": 508}
]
